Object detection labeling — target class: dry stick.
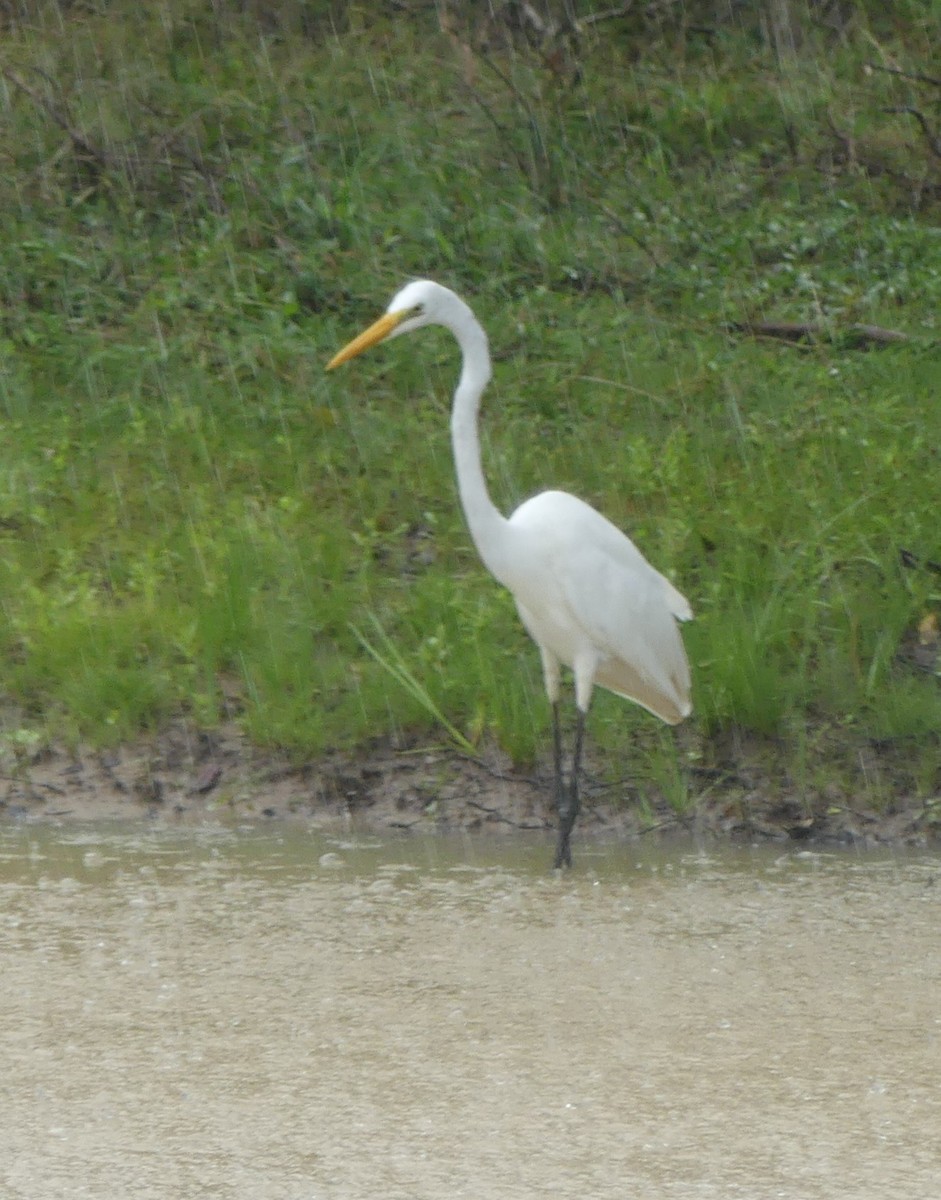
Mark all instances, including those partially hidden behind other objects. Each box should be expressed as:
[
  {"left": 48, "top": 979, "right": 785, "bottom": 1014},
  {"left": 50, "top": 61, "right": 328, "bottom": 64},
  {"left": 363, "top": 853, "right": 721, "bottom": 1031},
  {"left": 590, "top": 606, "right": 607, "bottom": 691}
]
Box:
[
  {"left": 728, "top": 320, "right": 909, "bottom": 347},
  {"left": 638, "top": 817, "right": 682, "bottom": 836},
  {"left": 462, "top": 78, "right": 541, "bottom": 191},
  {"left": 825, "top": 109, "right": 856, "bottom": 164},
  {"left": 137, "top": 100, "right": 228, "bottom": 212},
  {"left": 1, "top": 66, "right": 113, "bottom": 169},
  {"left": 596, "top": 201, "right": 661, "bottom": 266},
  {"left": 446, "top": 22, "right": 549, "bottom": 193},
  {"left": 3, "top": 65, "right": 225, "bottom": 208},
  {"left": 465, "top": 798, "right": 549, "bottom": 829},
  {"left": 823, "top": 113, "right": 940, "bottom": 206},
  {"left": 580, "top": 4, "right": 636, "bottom": 28},
  {"left": 882, "top": 106, "right": 941, "bottom": 160},
  {"left": 565, "top": 128, "right": 701, "bottom": 259},
  {"left": 475, "top": 50, "right": 554, "bottom": 186},
  {"left": 865, "top": 61, "right": 941, "bottom": 89}
]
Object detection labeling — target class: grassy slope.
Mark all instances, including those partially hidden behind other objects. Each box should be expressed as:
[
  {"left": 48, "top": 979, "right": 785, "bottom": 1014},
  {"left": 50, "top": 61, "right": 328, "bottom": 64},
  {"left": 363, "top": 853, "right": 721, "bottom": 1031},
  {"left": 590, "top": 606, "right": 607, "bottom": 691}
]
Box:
[{"left": 0, "top": 1, "right": 940, "bottom": 816}]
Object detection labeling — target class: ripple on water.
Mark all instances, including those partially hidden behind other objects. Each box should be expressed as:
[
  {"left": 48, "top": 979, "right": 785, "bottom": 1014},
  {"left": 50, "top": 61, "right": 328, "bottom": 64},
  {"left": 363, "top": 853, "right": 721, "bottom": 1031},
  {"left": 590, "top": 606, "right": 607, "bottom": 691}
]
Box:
[{"left": 0, "top": 823, "right": 939, "bottom": 1199}]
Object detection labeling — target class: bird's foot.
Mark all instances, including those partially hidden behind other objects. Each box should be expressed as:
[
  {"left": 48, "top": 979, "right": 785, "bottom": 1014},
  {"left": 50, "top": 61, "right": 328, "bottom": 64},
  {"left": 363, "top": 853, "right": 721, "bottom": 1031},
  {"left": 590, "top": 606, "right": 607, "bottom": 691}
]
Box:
[
  {"left": 552, "top": 828, "right": 573, "bottom": 870},
  {"left": 552, "top": 785, "right": 580, "bottom": 870}
]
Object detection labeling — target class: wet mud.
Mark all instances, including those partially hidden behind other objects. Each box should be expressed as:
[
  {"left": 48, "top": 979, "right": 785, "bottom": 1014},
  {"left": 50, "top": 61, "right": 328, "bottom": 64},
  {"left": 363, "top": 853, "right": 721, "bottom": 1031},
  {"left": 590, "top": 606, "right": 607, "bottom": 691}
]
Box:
[{"left": 2, "top": 720, "right": 938, "bottom": 851}]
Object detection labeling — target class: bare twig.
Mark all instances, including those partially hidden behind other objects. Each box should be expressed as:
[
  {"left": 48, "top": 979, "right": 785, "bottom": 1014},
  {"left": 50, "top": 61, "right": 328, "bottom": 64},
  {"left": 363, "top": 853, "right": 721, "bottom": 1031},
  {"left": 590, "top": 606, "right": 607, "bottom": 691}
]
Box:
[
  {"left": 477, "top": 51, "right": 551, "bottom": 164},
  {"left": 824, "top": 109, "right": 857, "bottom": 166},
  {"left": 1, "top": 66, "right": 113, "bottom": 169},
  {"left": 1, "top": 64, "right": 229, "bottom": 210},
  {"left": 465, "top": 798, "right": 549, "bottom": 829},
  {"left": 580, "top": 4, "right": 635, "bottom": 28},
  {"left": 865, "top": 61, "right": 941, "bottom": 89},
  {"left": 597, "top": 201, "right": 661, "bottom": 265},
  {"left": 638, "top": 816, "right": 681, "bottom": 836},
  {"left": 882, "top": 106, "right": 941, "bottom": 160},
  {"left": 447, "top": 11, "right": 675, "bottom": 259},
  {"left": 462, "top": 78, "right": 541, "bottom": 189}
]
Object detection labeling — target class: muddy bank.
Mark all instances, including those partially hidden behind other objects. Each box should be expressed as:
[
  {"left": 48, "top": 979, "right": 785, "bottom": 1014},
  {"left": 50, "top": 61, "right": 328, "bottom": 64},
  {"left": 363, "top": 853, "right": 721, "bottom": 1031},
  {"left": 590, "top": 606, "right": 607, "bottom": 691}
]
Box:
[{"left": 1, "top": 720, "right": 939, "bottom": 849}]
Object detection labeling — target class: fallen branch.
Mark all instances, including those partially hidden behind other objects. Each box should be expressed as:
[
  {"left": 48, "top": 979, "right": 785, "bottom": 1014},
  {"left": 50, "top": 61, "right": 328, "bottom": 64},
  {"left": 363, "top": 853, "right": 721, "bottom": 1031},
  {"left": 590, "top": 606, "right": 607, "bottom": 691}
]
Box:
[{"left": 728, "top": 320, "right": 909, "bottom": 347}]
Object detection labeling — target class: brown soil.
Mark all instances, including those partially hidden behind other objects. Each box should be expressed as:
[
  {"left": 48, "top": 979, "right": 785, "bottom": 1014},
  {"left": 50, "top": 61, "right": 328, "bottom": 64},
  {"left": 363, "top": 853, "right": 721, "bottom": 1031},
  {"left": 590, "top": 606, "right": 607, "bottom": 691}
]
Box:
[{"left": 2, "top": 720, "right": 939, "bottom": 849}]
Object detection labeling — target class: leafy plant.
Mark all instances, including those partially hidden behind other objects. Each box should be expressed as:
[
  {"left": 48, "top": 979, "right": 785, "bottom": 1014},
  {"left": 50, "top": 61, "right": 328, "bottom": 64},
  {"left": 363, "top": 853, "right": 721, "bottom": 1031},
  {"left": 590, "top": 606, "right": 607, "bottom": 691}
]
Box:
[{"left": 0, "top": 0, "right": 938, "bottom": 813}]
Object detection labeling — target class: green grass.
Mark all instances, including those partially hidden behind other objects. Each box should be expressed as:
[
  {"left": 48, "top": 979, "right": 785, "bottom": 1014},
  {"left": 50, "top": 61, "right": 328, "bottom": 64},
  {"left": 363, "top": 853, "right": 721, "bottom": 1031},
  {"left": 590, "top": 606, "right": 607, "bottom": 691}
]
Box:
[{"left": 0, "top": 1, "right": 939, "bottom": 812}]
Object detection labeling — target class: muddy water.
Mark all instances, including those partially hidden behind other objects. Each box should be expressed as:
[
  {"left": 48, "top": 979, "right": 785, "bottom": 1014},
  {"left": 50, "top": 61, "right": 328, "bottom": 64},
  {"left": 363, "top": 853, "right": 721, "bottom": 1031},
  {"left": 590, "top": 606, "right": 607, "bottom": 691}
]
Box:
[{"left": 1, "top": 826, "right": 939, "bottom": 1200}]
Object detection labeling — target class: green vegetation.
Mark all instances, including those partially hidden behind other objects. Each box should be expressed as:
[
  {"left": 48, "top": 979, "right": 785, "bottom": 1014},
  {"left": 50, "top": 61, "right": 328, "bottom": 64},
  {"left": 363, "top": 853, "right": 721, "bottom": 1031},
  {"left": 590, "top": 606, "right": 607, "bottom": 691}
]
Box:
[{"left": 1, "top": 1, "right": 940, "bottom": 817}]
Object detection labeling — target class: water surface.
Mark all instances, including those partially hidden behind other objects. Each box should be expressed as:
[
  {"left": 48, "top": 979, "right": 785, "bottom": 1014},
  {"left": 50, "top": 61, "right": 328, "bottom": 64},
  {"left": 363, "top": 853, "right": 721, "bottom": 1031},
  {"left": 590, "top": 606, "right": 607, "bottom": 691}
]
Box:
[{"left": 1, "top": 824, "right": 939, "bottom": 1199}]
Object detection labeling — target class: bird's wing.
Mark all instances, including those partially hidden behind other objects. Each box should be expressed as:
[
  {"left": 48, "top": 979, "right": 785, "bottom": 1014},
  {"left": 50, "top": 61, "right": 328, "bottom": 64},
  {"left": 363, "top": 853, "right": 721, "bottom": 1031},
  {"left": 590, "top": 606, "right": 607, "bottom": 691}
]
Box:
[
  {"left": 507, "top": 491, "right": 692, "bottom": 722},
  {"left": 559, "top": 538, "right": 691, "bottom": 720}
]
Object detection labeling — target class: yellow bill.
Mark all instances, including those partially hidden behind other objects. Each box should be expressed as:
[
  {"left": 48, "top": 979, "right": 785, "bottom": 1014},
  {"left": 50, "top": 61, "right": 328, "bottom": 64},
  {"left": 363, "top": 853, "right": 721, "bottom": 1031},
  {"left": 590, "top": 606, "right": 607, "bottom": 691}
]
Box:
[{"left": 326, "top": 310, "right": 408, "bottom": 370}]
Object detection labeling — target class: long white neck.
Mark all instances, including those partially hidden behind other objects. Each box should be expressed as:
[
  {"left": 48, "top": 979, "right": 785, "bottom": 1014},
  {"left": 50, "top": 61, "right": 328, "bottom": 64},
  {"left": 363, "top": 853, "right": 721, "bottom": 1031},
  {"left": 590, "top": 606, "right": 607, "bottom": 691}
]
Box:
[{"left": 446, "top": 304, "right": 513, "bottom": 584}]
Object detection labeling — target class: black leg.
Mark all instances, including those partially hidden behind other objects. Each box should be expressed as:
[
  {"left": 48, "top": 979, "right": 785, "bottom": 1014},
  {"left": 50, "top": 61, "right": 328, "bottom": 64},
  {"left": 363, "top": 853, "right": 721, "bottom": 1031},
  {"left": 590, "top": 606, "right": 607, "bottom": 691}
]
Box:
[
  {"left": 551, "top": 701, "right": 565, "bottom": 801},
  {"left": 551, "top": 702, "right": 569, "bottom": 867},
  {"left": 552, "top": 707, "right": 585, "bottom": 870}
]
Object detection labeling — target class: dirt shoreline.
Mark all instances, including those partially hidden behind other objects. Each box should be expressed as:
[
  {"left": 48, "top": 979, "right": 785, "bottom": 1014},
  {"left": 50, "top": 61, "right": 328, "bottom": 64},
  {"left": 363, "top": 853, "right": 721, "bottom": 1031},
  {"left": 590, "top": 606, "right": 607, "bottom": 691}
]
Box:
[{"left": 1, "top": 720, "right": 938, "bottom": 850}]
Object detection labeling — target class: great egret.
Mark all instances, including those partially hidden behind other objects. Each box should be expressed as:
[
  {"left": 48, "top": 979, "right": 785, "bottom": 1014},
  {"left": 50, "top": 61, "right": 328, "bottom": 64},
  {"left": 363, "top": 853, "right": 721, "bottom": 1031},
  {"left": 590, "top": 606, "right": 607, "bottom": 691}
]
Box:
[{"left": 327, "top": 280, "right": 692, "bottom": 868}]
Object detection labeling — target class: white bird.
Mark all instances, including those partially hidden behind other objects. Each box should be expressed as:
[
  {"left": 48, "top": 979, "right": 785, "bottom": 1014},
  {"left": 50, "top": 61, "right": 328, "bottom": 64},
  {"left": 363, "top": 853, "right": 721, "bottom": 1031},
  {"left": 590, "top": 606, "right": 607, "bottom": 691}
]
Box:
[{"left": 327, "top": 280, "right": 692, "bottom": 868}]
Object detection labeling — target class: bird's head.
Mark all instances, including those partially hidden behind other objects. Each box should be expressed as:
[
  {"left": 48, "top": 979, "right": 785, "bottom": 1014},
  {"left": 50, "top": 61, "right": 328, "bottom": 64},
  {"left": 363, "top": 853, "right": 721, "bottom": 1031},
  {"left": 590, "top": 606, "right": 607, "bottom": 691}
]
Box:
[{"left": 326, "top": 280, "right": 459, "bottom": 370}]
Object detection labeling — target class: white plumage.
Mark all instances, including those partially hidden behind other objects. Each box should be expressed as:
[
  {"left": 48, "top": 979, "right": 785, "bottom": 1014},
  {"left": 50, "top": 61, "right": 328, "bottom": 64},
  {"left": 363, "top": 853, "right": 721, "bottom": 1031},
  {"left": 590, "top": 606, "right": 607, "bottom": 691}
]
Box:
[{"left": 328, "top": 280, "right": 692, "bottom": 867}]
